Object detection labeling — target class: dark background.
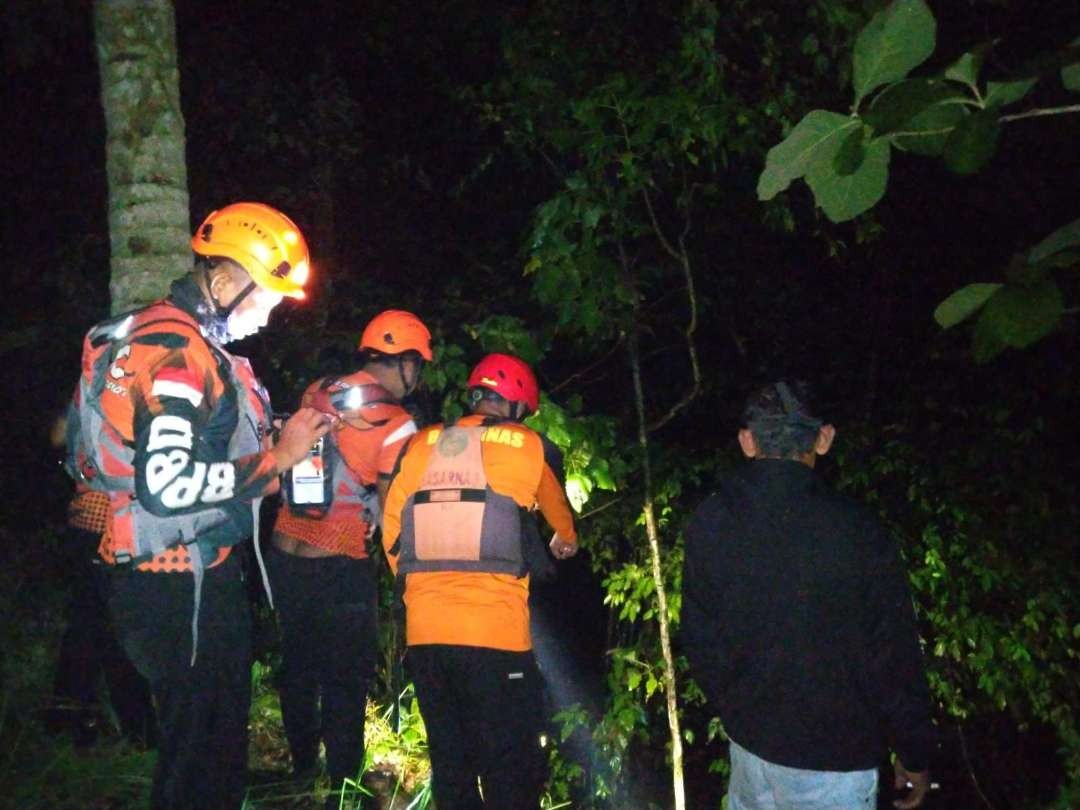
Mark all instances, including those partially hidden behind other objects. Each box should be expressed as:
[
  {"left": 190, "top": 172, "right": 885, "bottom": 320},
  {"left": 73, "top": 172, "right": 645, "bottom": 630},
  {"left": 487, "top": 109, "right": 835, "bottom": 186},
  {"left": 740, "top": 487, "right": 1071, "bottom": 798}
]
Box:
[{"left": 2, "top": 1, "right": 1078, "bottom": 808}]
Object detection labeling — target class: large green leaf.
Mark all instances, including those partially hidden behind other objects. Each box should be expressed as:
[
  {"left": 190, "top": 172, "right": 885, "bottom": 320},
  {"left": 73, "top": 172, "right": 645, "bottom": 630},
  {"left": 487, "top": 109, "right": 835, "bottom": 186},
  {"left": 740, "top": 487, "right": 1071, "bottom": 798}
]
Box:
[
  {"left": 853, "top": 0, "right": 937, "bottom": 105},
  {"left": 863, "top": 78, "right": 957, "bottom": 134},
  {"left": 979, "top": 280, "right": 1064, "bottom": 349},
  {"left": 1028, "top": 219, "right": 1080, "bottom": 264},
  {"left": 984, "top": 77, "right": 1037, "bottom": 107},
  {"left": 890, "top": 100, "right": 966, "bottom": 156},
  {"left": 757, "top": 110, "right": 858, "bottom": 201},
  {"left": 833, "top": 126, "right": 867, "bottom": 175},
  {"left": 943, "top": 108, "right": 1000, "bottom": 174},
  {"left": 805, "top": 136, "right": 891, "bottom": 222},
  {"left": 934, "top": 283, "right": 1003, "bottom": 329},
  {"left": 971, "top": 308, "right": 1008, "bottom": 363},
  {"left": 944, "top": 48, "right": 986, "bottom": 89}
]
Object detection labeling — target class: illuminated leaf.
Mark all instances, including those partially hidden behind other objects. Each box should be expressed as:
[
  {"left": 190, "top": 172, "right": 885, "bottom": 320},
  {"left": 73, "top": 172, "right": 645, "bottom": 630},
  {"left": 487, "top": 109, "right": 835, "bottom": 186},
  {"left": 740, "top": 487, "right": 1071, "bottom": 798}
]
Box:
[
  {"left": 1028, "top": 218, "right": 1080, "bottom": 264},
  {"left": 984, "top": 77, "right": 1037, "bottom": 107},
  {"left": 934, "top": 283, "right": 1003, "bottom": 328},
  {"left": 757, "top": 110, "right": 857, "bottom": 200},
  {"left": 833, "top": 126, "right": 867, "bottom": 175},
  {"left": 891, "top": 100, "right": 966, "bottom": 156},
  {"left": 805, "top": 136, "right": 891, "bottom": 222},
  {"left": 944, "top": 49, "right": 985, "bottom": 88},
  {"left": 863, "top": 78, "right": 958, "bottom": 134},
  {"left": 978, "top": 280, "right": 1064, "bottom": 350},
  {"left": 853, "top": 0, "right": 937, "bottom": 104}
]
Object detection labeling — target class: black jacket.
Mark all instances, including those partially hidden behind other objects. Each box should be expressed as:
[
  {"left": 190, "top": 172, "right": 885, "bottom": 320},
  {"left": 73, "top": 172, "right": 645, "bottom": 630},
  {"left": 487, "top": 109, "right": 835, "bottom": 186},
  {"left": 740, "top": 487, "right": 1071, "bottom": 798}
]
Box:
[{"left": 681, "top": 459, "right": 935, "bottom": 772}]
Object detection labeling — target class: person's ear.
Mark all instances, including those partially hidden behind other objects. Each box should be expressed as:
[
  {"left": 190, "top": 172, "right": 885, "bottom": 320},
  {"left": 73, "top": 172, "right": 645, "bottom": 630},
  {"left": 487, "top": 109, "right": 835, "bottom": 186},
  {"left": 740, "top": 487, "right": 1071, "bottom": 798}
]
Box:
[
  {"left": 737, "top": 428, "right": 758, "bottom": 459},
  {"left": 815, "top": 424, "right": 836, "bottom": 456},
  {"left": 208, "top": 266, "right": 233, "bottom": 304}
]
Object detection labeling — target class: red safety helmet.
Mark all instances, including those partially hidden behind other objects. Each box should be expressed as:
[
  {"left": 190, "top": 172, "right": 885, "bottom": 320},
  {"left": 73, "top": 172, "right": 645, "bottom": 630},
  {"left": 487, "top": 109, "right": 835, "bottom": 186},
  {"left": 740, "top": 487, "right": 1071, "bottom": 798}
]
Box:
[
  {"left": 359, "top": 310, "right": 433, "bottom": 360},
  {"left": 467, "top": 353, "right": 539, "bottom": 414}
]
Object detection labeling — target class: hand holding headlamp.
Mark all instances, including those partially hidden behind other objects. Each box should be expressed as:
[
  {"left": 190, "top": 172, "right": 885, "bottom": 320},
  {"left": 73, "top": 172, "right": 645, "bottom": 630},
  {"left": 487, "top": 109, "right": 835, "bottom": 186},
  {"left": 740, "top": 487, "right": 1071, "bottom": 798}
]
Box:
[{"left": 307, "top": 379, "right": 398, "bottom": 427}]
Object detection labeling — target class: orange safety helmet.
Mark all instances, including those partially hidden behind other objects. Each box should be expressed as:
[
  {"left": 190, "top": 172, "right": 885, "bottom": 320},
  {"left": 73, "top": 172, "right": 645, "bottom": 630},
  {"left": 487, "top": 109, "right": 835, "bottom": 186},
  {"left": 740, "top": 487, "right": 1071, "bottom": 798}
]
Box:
[
  {"left": 467, "top": 353, "right": 539, "bottom": 414},
  {"left": 191, "top": 202, "right": 311, "bottom": 298},
  {"left": 359, "top": 310, "right": 433, "bottom": 360}
]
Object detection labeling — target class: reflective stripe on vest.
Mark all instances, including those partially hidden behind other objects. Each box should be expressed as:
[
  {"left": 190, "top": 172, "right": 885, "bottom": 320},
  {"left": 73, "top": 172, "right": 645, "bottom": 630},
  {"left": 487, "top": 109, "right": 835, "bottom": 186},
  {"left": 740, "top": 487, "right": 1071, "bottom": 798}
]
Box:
[{"left": 398, "top": 425, "right": 525, "bottom": 576}]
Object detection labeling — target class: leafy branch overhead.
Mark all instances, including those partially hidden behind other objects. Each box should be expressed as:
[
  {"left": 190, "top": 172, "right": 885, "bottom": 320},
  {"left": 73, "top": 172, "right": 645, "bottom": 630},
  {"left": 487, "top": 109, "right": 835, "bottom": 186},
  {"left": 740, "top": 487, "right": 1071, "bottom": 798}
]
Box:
[
  {"left": 933, "top": 219, "right": 1079, "bottom": 362},
  {"left": 757, "top": 0, "right": 1080, "bottom": 224}
]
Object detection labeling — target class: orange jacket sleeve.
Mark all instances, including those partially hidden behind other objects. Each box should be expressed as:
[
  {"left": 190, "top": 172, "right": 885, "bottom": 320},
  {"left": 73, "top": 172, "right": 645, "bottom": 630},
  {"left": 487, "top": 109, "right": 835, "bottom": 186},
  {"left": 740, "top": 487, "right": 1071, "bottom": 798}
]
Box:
[{"left": 129, "top": 325, "right": 278, "bottom": 517}]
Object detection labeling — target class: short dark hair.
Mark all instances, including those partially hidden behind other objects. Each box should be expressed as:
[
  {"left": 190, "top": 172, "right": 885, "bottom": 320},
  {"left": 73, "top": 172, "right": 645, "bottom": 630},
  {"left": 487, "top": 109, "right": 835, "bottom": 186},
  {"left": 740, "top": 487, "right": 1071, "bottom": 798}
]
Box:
[{"left": 741, "top": 380, "right": 823, "bottom": 458}]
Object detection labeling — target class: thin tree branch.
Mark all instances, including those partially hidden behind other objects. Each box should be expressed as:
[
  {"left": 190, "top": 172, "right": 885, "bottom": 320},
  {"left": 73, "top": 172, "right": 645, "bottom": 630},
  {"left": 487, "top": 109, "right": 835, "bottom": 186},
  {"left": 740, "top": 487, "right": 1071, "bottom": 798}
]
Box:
[
  {"left": 625, "top": 284, "right": 685, "bottom": 810},
  {"left": 642, "top": 186, "right": 683, "bottom": 263},
  {"left": 645, "top": 203, "right": 703, "bottom": 432},
  {"left": 578, "top": 496, "right": 625, "bottom": 521},
  {"left": 550, "top": 334, "right": 627, "bottom": 394},
  {"left": 999, "top": 103, "right": 1080, "bottom": 122},
  {"left": 957, "top": 723, "right": 996, "bottom": 810},
  {"left": 679, "top": 181, "right": 700, "bottom": 244},
  {"left": 891, "top": 103, "right": 1080, "bottom": 140}
]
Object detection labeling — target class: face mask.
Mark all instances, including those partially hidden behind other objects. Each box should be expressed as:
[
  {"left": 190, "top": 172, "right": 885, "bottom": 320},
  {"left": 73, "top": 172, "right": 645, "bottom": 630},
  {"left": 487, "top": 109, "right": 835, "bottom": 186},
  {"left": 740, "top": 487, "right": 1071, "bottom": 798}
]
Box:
[
  {"left": 225, "top": 306, "right": 265, "bottom": 342},
  {"left": 223, "top": 288, "right": 283, "bottom": 343}
]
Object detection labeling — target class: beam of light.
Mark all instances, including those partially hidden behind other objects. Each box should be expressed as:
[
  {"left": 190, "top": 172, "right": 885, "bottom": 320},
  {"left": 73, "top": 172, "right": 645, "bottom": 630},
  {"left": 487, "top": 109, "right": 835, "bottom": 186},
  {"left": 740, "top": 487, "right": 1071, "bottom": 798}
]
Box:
[{"left": 531, "top": 607, "right": 648, "bottom": 809}]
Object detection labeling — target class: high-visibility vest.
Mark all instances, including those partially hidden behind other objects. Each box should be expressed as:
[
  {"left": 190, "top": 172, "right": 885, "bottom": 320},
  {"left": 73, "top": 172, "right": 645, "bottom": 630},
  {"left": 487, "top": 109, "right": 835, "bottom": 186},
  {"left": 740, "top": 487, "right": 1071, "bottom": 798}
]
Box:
[
  {"left": 66, "top": 302, "right": 271, "bottom": 566},
  {"left": 397, "top": 424, "right": 526, "bottom": 576}
]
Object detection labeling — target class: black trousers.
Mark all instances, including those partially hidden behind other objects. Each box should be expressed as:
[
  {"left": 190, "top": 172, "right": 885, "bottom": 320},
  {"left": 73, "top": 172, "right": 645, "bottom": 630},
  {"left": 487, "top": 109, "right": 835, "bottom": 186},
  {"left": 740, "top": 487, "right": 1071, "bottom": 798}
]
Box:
[
  {"left": 108, "top": 553, "right": 252, "bottom": 810},
  {"left": 51, "top": 526, "right": 154, "bottom": 746},
  {"left": 407, "top": 644, "right": 546, "bottom": 810},
  {"left": 266, "top": 546, "right": 377, "bottom": 789}
]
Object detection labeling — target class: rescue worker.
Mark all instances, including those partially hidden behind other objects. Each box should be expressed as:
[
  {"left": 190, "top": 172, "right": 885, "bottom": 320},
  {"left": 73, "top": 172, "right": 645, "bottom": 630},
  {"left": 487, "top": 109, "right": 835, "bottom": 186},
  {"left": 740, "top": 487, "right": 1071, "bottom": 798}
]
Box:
[
  {"left": 66, "top": 202, "right": 332, "bottom": 810},
  {"left": 382, "top": 352, "right": 579, "bottom": 809},
  {"left": 47, "top": 411, "right": 154, "bottom": 747},
  {"left": 267, "top": 310, "right": 432, "bottom": 805}
]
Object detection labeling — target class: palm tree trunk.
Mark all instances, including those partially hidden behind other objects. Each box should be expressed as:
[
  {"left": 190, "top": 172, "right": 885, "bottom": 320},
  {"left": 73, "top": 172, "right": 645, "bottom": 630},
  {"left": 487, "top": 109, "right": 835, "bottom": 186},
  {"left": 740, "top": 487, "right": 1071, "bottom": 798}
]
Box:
[{"left": 94, "top": 0, "right": 190, "bottom": 313}]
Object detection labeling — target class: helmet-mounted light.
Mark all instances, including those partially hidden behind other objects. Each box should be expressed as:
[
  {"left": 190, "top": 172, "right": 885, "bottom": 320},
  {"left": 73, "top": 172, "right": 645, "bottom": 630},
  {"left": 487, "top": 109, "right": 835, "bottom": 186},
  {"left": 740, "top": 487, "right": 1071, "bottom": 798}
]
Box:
[{"left": 309, "top": 381, "right": 395, "bottom": 416}]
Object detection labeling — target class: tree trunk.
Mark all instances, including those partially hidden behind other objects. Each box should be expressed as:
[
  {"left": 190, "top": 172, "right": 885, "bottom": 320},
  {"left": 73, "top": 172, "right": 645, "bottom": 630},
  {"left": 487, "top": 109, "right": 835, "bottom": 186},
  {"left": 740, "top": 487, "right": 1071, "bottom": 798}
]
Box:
[{"left": 94, "top": 0, "right": 190, "bottom": 314}]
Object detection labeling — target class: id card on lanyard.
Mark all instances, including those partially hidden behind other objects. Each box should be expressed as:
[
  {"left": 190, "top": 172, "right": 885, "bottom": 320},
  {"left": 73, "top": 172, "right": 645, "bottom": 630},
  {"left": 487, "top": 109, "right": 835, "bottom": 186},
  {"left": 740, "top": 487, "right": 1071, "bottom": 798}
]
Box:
[{"left": 289, "top": 437, "right": 328, "bottom": 505}]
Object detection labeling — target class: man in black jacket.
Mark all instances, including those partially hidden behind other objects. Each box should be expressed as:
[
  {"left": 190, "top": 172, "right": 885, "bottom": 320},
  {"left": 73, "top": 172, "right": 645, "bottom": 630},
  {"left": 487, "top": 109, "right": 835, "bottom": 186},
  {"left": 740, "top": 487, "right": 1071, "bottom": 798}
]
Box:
[{"left": 682, "top": 381, "right": 935, "bottom": 810}]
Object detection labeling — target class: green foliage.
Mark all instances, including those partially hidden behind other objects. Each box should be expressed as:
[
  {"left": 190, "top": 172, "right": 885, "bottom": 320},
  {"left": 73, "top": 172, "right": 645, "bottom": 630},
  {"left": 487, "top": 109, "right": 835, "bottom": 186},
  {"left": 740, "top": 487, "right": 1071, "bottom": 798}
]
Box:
[
  {"left": 361, "top": 687, "right": 433, "bottom": 807},
  {"left": 836, "top": 412, "right": 1080, "bottom": 807},
  {"left": 758, "top": 0, "right": 1080, "bottom": 222},
  {"left": 1029, "top": 218, "right": 1080, "bottom": 264},
  {"left": 852, "top": 0, "right": 936, "bottom": 105},
  {"left": 758, "top": 110, "right": 860, "bottom": 201},
  {"left": 976, "top": 280, "right": 1064, "bottom": 352},
  {"left": 1061, "top": 37, "right": 1080, "bottom": 92},
  {"left": 807, "top": 128, "right": 891, "bottom": 222},
  {"left": 933, "top": 283, "right": 1002, "bottom": 329},
  {"left": 942, "top": 108, "right": 1000, "bottom": 174},
  {"left": 933, "top": 218, "right": 1078, "bottom": 361}
]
